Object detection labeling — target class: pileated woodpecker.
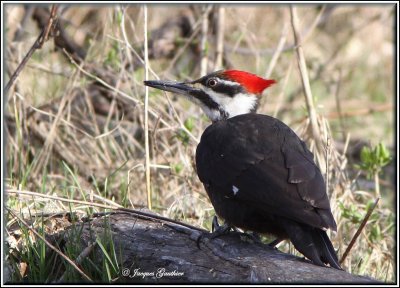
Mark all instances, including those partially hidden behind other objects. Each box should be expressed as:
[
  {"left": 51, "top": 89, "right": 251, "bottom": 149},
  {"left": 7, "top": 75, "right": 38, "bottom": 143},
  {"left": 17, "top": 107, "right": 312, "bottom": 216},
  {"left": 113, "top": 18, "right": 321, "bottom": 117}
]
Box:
[{"left": 144, "top": 70, "right": 341, "bottom": 269}]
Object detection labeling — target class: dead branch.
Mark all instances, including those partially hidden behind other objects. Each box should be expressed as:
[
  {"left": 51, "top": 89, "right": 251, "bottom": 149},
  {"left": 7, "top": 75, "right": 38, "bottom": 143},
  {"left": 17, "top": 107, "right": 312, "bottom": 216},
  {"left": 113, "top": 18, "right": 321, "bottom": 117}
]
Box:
[
  {"left": 32, "top": 7, "right": 87, "bottom": 62},
  {"left": 214, "top": 6, "right": 225, "bottom": 70},
  {"left": 6, "top": 207, "right": 92, "bottom": 282},
  {"left": 5, "top": 5, "right": 59, "bottom": 94},
  {"left": 57, "top": 211, "right": 380, "bottom": 283},
  {"left": 340, "top": 198, "right": 380, "bottom": 264},
  {"left": 290, "top": 6, "right": 322, "bottom": 152}
]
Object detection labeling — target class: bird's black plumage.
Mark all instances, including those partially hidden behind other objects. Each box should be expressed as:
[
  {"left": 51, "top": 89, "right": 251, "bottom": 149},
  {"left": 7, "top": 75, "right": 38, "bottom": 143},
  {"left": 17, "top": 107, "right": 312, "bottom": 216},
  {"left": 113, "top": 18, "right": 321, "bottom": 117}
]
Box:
[
  {"left": 196, "top": 113, "right": 340, "bottom": 269},
  {"left": 144, "top": 72, "right": 340, "bottom": 269}
]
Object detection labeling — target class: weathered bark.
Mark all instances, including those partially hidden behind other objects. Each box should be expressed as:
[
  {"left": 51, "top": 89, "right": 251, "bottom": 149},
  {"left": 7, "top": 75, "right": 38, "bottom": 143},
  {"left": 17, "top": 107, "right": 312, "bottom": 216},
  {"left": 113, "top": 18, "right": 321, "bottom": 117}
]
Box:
[{"left": 64, "top": 211, "right": 379, "bottom": 284}]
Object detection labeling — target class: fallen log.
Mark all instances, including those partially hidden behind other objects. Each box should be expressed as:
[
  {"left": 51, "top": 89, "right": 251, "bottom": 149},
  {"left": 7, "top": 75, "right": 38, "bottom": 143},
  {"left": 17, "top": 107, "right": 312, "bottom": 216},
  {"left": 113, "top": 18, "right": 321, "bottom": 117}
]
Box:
[{"left": 63, "top": 211, "right": 379, "bottom": 284}]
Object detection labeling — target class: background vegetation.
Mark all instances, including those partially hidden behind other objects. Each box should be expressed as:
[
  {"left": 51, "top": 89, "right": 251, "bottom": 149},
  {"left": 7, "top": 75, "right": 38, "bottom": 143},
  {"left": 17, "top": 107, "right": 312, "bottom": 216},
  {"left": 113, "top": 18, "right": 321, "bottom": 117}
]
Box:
[{"left": 4, "top": 4, "right": 395, "bottom": 283}]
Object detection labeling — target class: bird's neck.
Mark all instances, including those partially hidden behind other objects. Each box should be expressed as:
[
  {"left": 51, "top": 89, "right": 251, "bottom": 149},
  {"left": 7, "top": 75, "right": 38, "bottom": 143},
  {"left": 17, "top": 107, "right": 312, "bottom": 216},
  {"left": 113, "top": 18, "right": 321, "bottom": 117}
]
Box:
[{"left": 201, "top": 92, "right": 259, "bottom": 122}]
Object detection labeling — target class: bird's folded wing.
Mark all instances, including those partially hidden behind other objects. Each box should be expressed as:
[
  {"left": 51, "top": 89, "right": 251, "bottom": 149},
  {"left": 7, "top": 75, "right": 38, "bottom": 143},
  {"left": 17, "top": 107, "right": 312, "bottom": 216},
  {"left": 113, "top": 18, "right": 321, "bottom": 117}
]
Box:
[{"left": 196, "top": 114, "right": 336, "bottom": 230}]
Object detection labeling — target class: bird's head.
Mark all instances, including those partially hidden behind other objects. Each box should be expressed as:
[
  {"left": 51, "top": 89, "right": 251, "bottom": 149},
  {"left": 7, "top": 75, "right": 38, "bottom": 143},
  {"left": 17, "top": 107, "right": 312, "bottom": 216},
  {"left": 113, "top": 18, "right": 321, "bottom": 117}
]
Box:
[{"left": 144, "top": 70, "right": 276, "bottom": 122}]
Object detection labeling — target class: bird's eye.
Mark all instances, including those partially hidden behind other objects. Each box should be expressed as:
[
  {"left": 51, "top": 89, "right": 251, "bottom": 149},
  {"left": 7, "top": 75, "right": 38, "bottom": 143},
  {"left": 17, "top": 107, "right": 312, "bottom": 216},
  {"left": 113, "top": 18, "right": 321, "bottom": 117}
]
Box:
[{"left": 207, "top": 78, "right": 218, "bottom": 87}]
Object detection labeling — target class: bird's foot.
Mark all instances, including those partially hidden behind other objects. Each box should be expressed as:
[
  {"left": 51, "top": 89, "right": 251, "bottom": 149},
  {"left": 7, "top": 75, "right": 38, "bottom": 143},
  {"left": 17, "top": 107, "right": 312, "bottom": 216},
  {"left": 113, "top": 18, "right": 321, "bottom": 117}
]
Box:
[
  {"left": 196, "top": 216, "right": 234, "bottom": 248},
  {"left": 213, "top": 217, "right": 262, "bottom": 245},
  {"left": 211, "top": 215, "right": 235, "bottom": 234}
]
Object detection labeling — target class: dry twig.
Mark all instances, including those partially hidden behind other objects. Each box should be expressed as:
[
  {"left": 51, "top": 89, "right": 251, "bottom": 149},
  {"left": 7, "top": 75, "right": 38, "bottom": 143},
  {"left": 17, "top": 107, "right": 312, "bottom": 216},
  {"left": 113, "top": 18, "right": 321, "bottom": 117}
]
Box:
[
  {"left": 57, "top": 242, "right": 97, "bottom": 283},
  {"left": 214, "top": 6, "right": 225, "bottom": 70},
  {"left": 200, "top": 5, "right": 212, "bottom": 76},
  {"left": 143, "top": 5, "right": 152, "bottom": 210},
  {"left": 6, "top": 207, "right": 93, "bottom": 282},
  {"left": 6, "top": 188, "right": 207, "bottom": 232},
  {"left": 5, "top": 5, "right": 58, "bottom": 94},
  {"left": 340, "top": 197, "right": 380, "bottom": 264},
  {"left": 290, "top": 5, "right": 322, "bottom": 153}
]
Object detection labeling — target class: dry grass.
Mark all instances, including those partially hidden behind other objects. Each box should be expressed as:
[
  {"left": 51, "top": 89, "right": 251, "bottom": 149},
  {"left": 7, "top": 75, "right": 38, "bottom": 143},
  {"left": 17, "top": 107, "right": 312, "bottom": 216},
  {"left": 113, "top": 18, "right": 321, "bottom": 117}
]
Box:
[{"left": 4, "top": 4, "right": 395, "bottom": 282}]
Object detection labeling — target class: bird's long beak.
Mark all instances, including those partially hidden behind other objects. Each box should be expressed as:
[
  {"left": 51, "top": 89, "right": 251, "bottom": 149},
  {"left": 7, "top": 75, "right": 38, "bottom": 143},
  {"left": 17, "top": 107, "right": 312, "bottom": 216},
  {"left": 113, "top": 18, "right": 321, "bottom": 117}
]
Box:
[{"left": 144, "top": 80, "right": 199, "bottom": 97}]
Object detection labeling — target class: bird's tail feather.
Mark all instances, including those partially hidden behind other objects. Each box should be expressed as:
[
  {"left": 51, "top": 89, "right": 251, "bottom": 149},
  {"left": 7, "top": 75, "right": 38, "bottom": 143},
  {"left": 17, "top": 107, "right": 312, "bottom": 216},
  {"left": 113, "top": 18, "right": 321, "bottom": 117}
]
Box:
[
  {"left": 316, "top": 229, "right": 342, "bottom": 270},
  {"left": 282, "top": 219, "right": 342, "bottom": 270}
]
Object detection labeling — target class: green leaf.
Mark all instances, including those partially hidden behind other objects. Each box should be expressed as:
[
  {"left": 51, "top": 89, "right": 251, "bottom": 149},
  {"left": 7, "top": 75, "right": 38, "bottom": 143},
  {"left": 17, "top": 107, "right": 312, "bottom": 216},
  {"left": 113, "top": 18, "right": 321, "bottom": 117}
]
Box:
[
  {"left": 173, "top": 163, "right": 184, "bottom": 174},
  {"left": 360, "top": 146, "right": 371, "bottom": 165},
  {"left": 357, "top": 142, "right": 392, "bottom": 179},
  {"left": 175, "top": 129, "right": 190, "bottom": 146},
  {"left": 184, "top": 117, "right": 195, "bottom": 132}
]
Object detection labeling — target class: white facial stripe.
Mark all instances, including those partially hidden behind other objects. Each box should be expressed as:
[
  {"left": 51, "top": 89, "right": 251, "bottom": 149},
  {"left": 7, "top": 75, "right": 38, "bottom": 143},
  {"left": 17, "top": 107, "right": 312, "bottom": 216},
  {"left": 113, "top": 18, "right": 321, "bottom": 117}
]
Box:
[
  {"left": 203, "top": 88, "right": 257, "bottom": 120},
  {"left": 218, "top": 79, "right": 242, "bottom": 88}
]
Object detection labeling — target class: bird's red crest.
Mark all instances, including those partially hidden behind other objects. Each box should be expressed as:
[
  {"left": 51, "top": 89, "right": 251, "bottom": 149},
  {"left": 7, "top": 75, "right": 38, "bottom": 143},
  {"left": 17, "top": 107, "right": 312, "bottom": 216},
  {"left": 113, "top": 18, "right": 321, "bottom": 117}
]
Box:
[{"left": 222, "top": 70, "right": 276, "bottom": 95}]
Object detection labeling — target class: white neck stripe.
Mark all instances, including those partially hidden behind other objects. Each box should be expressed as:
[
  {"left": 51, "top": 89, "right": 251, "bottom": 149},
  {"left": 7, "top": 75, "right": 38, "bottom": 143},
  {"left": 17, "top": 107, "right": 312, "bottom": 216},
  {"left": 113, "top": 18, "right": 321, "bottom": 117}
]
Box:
[{"left": 200, "top": 88, "right": 258, "bottom": 122}]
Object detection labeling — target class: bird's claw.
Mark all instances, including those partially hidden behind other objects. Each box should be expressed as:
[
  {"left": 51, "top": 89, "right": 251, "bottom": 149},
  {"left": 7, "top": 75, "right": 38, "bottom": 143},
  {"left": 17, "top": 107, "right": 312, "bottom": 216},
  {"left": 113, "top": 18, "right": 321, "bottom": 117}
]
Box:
[
  {"left": 211, "top": 215, "right": 220, "bottom": 232},
  {"left": 196, "top": 216, "right": 234, "bottom": 248}
]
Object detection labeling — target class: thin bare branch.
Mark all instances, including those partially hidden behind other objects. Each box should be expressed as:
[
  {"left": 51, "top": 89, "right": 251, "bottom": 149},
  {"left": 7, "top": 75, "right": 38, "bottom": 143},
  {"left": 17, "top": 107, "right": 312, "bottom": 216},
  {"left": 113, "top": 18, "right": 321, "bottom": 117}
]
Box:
[
  {"left": 214, "top": 6, "right": 225, "bottom": 70},
  {"left": 120, "top": 6, "right": 159, "bottom": 80},
  {"left": 57, "top": 242, "right": 97, "bottom": 283},
  {"left": 6, "top": 207, "right": 93, "bottom": 282},
  {"left": 200, "top": 5, "right": 212, "bottom": 76},
  {"left": 340, "top": 198, "right": 380, "bottom": 264},
  {"left": 39, "top": 5, "right": 59, "bottom": 48},
  {"left": 6, "top": 188, "right": 122, "bottom": 209},
  {"left": 143, "top": 5, "right": 152, "bottom": 210},
  {"left": 62, "top": 49, "right": 175, "bottom": 131},
  {"left": 290, "top": 6, "right": 322, "bottom": 152},
  {"left": 5, "top": 5, "right": 58, "bottom": 94},
  {"left": 6, "top": 188, "right": 206, "bottom": 232}
]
